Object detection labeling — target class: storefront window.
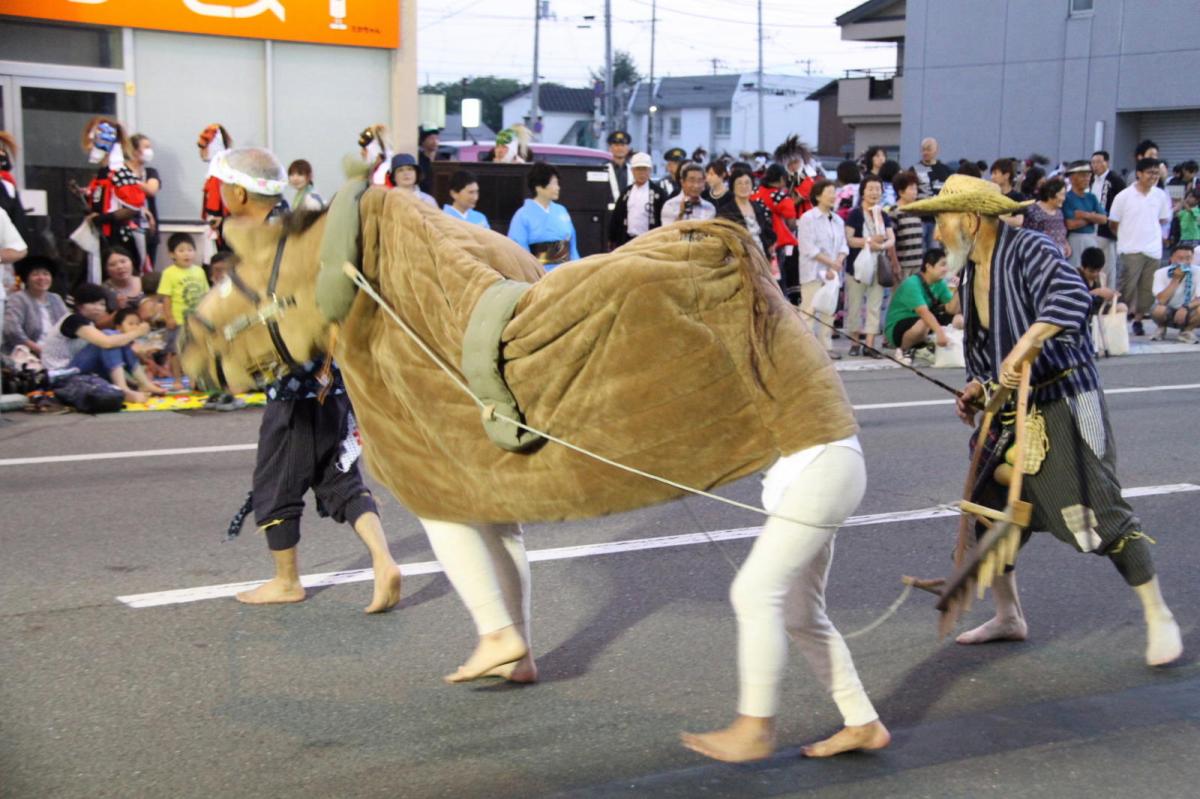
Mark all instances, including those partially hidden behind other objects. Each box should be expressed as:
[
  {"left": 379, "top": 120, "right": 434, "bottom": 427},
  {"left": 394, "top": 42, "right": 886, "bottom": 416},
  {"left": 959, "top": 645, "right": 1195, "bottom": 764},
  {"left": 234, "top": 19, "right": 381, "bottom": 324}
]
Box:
[{"left": 0, "top": 17, "right": 123, "bottom": 69}]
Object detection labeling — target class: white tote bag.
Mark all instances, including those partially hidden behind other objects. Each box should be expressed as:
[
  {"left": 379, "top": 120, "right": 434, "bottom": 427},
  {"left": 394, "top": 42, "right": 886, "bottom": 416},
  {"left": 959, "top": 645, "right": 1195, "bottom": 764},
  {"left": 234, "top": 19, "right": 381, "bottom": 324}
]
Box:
[
  {"left": 933, "top": 325, "right": 967, "bottom": 368},
  {"left": 1093, "top": 293, "right": 1129, "bottom": 356},
  {"left": 811, "top": 272, "right": 841, "bottom": 315}
]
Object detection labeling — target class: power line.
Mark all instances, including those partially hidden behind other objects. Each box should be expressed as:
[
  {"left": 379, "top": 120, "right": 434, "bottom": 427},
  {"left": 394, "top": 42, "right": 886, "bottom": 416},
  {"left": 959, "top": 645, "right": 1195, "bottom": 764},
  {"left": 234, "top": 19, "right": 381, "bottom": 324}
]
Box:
[{"left": 626, "top": 0, "right": 838, "bottom": 28}]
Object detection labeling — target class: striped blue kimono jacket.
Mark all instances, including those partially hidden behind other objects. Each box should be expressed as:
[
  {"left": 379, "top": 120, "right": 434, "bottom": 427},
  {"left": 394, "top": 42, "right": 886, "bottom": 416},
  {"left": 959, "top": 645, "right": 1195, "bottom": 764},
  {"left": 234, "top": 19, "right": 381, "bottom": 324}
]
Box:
[{"left": 961, "top": 224, "right": 1100, "bottom": 403}]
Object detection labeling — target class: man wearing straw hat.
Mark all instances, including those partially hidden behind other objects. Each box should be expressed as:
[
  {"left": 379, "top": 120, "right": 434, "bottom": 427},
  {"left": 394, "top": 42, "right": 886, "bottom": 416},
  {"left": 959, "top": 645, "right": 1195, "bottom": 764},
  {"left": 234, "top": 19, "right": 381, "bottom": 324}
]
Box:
[{"left": 904, "top": 175, "right": 1182, "bottom": 667}]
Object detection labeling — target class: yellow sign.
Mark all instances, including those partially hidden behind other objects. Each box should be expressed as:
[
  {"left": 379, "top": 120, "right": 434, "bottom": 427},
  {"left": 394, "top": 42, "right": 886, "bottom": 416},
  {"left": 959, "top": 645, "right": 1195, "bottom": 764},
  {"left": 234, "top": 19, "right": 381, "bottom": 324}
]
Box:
[{"left": 6, "top": 0, "right": 399, "bottom": 49}]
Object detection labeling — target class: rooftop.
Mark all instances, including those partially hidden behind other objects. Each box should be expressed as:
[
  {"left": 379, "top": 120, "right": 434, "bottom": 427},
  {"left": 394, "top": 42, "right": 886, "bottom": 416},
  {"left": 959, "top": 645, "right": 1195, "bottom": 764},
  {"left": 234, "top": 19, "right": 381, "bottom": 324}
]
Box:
[{"left": 502, "top": 85, "right": 596, "bottom": 115}]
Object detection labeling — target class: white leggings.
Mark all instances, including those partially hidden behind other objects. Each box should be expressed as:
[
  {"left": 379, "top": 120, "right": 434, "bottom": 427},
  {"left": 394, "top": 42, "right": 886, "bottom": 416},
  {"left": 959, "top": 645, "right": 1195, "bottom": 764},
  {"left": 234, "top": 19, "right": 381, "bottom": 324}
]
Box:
[
  {"left": 732, "top": 442, "right": 878, "bottom": 724},
  {"left": 419, "top": 520, "right": 532, "bottom": 645}
]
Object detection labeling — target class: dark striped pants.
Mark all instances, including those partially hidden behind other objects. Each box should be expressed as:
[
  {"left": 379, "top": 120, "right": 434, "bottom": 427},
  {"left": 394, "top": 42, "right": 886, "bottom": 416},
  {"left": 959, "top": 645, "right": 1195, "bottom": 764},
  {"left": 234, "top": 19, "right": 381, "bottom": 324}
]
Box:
[
  {"left": 253, "top": 393, "right": 377, "bottom": 551},
  {"left": 973, "top": 391, "right": 1155, "bottom": 586}
]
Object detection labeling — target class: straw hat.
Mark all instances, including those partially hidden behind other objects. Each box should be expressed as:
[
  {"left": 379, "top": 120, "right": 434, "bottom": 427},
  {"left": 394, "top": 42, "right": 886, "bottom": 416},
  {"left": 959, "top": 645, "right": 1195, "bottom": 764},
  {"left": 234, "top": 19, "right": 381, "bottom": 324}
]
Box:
[{"left": 902, "top": 174, "right": 1033, "bottom": 216}]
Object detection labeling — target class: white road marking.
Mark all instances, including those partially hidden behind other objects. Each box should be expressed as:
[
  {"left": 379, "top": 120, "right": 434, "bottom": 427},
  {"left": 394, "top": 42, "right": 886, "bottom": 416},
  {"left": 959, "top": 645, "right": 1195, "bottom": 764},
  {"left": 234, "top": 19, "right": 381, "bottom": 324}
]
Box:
[
  {"left": 8, "top": 383, "right": 1200, "bottom": 468},
  {"left": 117, "top": 483, "right": 1200, "bottom": 609},
  {"left": 0, "top": 444, "right": 257, "bottom": 467}
]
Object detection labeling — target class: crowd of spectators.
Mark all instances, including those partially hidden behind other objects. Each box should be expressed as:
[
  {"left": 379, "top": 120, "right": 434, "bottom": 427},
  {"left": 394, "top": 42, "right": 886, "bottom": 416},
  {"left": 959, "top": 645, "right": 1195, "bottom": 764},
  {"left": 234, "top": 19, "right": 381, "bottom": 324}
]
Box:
[{"left": 3, "top": 124, "right": 1200, "bottom": 411}]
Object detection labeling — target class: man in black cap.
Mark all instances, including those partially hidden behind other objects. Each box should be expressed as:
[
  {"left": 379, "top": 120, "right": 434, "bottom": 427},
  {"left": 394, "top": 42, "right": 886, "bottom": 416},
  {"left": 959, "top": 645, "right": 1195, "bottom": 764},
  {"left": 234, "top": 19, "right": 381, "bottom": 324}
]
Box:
[
  {"left": 659, "top": 147, "right": 687, "bottom": 198},
  {"left": 417, "top": 127, "right": 441, "bottom": 194},
  {"left": 606, "top": 130, "right": 634, "bottom": 209}
]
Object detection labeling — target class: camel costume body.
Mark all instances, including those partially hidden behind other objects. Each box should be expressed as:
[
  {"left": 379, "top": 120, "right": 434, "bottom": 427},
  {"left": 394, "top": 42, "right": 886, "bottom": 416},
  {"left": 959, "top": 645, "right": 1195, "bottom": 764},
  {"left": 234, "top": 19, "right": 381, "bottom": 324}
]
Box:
[
  {"left": 185, "top": 172, "right": 881, "bottom": 747},
  {"left": 324, "top": 186, "right": 857, "bottom": 522}
]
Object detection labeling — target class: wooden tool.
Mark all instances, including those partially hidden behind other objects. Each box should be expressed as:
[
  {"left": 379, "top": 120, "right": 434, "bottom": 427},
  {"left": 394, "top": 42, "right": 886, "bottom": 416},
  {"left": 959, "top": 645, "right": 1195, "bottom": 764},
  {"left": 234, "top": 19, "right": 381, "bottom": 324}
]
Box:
[{"left": 934, "top": 362, "right": 1035, "bottom": 638}]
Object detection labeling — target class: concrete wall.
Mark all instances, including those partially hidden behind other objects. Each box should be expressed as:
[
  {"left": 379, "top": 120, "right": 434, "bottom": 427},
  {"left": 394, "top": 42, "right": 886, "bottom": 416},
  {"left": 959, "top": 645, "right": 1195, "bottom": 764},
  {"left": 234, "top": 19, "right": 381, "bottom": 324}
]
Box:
[
  {"left": 901, "top": 0, "right": 1200, "bottom": 173},
  {"left": 132, "top": 30, "right": 392, "bottom": 221}
]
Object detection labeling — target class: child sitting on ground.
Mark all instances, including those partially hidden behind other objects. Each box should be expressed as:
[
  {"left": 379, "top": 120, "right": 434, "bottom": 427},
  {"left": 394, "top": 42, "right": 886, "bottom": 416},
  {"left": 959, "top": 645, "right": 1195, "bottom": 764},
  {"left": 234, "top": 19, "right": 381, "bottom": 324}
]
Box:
[
  {"left": 1078, "top": 246, "right": 1125, "bottom": 318},
  {"left": 158, "top": 232, "right": 209, "bottom": 391}
]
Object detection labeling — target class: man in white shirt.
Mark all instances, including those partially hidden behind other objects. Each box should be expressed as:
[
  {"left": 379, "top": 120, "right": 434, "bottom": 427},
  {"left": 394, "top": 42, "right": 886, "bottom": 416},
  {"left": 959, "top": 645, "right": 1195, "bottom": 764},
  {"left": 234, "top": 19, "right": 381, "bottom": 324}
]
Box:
[
  {"left": 797, "top": 179, "right": 848, "bottom": 358},
  {"left": 607, "top": 152, "right": 666, "bottom": 249},
  {"left": 661, "top": 163, "right": 716, "bottom": 223},
  {"left": 1149, "top": 244, "right": 1200, "bottom": 342},
  {"left": 0, "top": 206, "right": 30, "bottom": 335},
  {"left": 1109, "top": 157, "right": 1173, "bottom": 335}
]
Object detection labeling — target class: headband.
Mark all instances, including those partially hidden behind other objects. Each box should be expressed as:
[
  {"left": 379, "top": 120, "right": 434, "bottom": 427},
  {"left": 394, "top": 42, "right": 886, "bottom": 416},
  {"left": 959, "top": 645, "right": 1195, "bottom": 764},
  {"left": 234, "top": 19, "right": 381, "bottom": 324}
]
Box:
[{"left": 211, "top": 151, "right": 286, "bottom": 196}]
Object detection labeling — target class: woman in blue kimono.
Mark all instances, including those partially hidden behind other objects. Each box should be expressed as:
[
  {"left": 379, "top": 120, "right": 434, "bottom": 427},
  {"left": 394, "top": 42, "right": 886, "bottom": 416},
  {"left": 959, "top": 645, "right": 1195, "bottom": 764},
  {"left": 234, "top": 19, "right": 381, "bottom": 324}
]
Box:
[
  {"left": 442, "top": 170, "right": 490, "bottom": 229},
  {"left": 507, "top": 162, "right": 579, "bottom": 269}
]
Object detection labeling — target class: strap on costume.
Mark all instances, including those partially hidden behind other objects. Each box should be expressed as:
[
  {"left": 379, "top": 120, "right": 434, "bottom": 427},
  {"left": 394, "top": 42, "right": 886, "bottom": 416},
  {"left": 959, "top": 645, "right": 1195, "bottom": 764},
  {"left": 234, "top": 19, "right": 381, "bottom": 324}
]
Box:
[{"left": 461, "top": 279, "right": 543, "bottom": 452}]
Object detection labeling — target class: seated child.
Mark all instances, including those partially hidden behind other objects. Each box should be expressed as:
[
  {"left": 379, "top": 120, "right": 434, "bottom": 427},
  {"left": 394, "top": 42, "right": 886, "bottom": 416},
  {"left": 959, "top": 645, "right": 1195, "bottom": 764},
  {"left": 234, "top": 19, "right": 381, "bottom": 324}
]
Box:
[
  {"left": 40, "top": 284, "right": 166, "bottom": 403},
  {"left": 1078, "top": 246, "right": 1125, "bottom": 317}
]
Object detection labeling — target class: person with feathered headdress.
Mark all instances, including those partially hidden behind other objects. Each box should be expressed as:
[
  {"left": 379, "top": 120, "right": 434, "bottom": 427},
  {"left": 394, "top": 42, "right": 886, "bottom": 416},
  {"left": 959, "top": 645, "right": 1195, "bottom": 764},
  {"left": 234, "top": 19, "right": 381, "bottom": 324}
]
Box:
[
  {"left": 358, "top": 124, "right": 393, "bottom": 186},
  {"left": 488, "top": 125, "right": 531, "bottom": 164},
  {"left": 81, "top": 117, "right": 149, "bottom": 275},
  {"left": 198, "top": 123, "right": 233, "bottom": 254}
]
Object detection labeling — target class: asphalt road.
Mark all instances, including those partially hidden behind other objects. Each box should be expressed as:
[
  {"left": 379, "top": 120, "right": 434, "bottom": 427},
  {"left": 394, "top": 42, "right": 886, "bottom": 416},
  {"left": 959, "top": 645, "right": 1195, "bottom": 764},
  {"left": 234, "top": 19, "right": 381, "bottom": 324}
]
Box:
[{"left": 2, "top": 353, "right": 1199, "bottom": 798}]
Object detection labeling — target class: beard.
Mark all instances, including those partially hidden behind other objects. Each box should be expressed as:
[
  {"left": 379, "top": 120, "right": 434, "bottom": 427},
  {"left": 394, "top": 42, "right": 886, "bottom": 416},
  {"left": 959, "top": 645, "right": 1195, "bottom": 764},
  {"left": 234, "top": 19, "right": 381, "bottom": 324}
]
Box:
[{"left": 941, "top": 220, "right": 974, "bottom": 276}]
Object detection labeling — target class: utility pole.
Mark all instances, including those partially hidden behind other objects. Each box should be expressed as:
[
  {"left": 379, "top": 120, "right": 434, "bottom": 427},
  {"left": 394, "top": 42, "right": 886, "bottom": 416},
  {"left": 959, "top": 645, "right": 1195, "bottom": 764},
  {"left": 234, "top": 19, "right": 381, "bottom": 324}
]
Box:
[
  {"left": 756, "top": 0, "right": 765, "bottom": 150},
  {"left": 710, "top": 57, "right": 720, "bottom": 75},
  {"left": 604, "top": 0, "right": 613, "bottom": 136},
  {"left": 530, "top": 0, "right": 541, "bottom": 136},
  {"left": 647, "top": 0, "right": 656, "bottom": 157}
]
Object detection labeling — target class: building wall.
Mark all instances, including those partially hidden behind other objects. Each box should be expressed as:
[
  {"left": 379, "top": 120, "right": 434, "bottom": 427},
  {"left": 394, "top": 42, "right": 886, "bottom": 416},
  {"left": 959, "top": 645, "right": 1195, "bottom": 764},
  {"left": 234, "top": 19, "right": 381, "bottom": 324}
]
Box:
[
  {"left": 815, "top": 94, "right": 854, "bottom": 158},
  {"left": 131, "top": 31, "right": 391, "bottom": 221},
  {"left": 901, "top": 0, "right": 1200, "bottom": 173}
]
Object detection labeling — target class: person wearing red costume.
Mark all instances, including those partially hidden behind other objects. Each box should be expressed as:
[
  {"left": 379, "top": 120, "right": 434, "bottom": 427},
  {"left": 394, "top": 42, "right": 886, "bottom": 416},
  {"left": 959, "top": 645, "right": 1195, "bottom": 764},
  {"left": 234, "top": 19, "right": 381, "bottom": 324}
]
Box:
[
  {"left": 80, "top": 118, "right": 148, "bottom": 277},
  {"left": 752, "top": 164, "right": 801, "bottom": 300},
  {"left": 198, "top": 124, "right": 233, "bottom": 256}
]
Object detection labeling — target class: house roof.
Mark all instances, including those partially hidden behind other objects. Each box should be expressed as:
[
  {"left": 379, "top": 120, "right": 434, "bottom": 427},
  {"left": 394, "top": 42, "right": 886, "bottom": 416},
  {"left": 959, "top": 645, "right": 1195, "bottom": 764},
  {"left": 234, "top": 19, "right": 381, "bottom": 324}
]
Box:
[
  {"left": 807, "top": 79, "right": 840, "bottom": 101},
  {"left": 835, "top": 0, "right": 905, "bottom": 27},
  {"left": 502, "top": 85, "right": 595, "bottom": 115},
  {"left": 629, "top": 74, "right": 742, "bottom": 114}
]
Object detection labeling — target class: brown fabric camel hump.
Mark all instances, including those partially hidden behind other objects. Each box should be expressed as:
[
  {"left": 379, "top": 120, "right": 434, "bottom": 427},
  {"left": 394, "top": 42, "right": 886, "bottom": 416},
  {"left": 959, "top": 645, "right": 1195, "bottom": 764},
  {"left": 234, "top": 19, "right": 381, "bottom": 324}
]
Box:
[{"left": 336, "top": 188, "right": 857, "bottom": 523}]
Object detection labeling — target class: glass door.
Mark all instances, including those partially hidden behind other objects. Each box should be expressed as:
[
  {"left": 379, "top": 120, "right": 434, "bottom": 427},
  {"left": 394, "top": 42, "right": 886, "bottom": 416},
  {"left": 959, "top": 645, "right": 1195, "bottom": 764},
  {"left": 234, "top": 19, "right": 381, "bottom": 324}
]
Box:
[{"left": 6, "top": 76, "right": 123, "bottom": 280}]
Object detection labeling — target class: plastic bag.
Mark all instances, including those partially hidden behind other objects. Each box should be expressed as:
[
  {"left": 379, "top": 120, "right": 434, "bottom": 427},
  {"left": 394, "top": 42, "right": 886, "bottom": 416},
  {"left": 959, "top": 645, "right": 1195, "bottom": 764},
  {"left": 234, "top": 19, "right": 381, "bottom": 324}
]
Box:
[{"left": 811, "top": 273, "right": 841, "bottom": 315}]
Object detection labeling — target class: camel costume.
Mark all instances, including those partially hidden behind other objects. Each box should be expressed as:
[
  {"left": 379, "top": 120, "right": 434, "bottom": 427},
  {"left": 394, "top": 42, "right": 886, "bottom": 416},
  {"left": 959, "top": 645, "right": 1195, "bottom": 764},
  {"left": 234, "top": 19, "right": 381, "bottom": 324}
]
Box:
[
  {"left": 189, "top": 167, "right": 882, "bottom": 746},
  {"left": 318, "top": 184, "right": 858, "bottom": 522}
]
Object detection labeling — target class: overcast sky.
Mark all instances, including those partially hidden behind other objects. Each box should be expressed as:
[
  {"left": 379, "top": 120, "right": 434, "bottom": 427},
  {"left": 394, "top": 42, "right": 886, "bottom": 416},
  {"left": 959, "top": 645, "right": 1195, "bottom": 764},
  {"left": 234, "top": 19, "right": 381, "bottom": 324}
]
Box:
[{"left": 416, "top": 0, "right": 898, "bottom": 86}]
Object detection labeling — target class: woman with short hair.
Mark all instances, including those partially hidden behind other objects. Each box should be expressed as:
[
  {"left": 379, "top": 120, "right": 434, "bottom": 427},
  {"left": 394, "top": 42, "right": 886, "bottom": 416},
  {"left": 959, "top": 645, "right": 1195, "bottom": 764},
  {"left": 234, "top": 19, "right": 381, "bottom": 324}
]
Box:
[
  {"left": 507, "top": 162, "right": 579, "bottom": 268},
  {"left": 2, "top": 255, "right": 68, "bottom": 356},
  {"left": 286, "top": 159, "right": 324, "bottom": 211},
  {"left": 443, "top": 170, "right": 490, "bottom": 228},
  {"left": 1022, "top": 176, "right": 1070, "bottom": 257}
]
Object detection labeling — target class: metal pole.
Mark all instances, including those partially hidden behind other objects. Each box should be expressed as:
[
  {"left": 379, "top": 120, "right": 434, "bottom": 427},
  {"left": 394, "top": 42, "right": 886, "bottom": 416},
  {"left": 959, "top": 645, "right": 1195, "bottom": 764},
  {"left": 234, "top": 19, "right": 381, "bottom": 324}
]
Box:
[
  {"left": 604, "top": 0, "right": 613, "bottom": 135},
  {"left": 647, "top": 0, "right": 656, "bottom": 156},
  {"left": 531, "top": 0, "right": 541, "bottom": 132},
  {"left": 757, "top": 0, "right": 764, "bottom": 150}
]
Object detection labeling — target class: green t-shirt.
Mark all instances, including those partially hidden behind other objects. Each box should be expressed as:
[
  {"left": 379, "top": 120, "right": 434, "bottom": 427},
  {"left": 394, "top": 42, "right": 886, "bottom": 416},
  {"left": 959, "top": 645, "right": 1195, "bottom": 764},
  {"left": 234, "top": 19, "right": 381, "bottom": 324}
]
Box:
[
  {"left": 885, "top": 273, "right": 953, "bottom": 343},
  {"left": 158, "top": 264, "right": 209, "bottom": 325}
]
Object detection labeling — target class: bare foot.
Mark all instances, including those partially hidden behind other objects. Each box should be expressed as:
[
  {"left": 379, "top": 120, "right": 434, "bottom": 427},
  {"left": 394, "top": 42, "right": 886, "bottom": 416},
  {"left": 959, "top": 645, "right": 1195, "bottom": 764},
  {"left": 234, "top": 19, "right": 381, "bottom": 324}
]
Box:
[
  {"left": 955, "top": 615, "right": 1028, "bottom": 645},
  {"left": 124, "top": 390, "right": 148, "bottom": 404},
  {"left": 801, "top": 720, "right": 891, "bottom": 758},
  {"left": 681, "top": 716, "right": 775, "bottom": 763},
  {"left": 444, "top": 626, "right": 528, "bottom": 683},
  {"left": 236, "top": 577, "right": 305, "bottom": 605},
  {"left": 364, "top": 564, "right": 402, "bottom": 614},
  {"left": 1146, "top": 613, "right": 1183, "bottom": 666},
  {"left": 482, "top": 655, "right": 539, "bottom": 683}
]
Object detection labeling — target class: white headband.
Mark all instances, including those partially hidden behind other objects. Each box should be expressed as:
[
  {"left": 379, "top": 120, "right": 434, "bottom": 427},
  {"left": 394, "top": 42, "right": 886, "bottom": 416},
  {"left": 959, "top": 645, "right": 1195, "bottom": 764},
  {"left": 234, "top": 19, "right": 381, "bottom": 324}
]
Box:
[{"left": 211, "top": 151, "right": 286, "bottom": 196}]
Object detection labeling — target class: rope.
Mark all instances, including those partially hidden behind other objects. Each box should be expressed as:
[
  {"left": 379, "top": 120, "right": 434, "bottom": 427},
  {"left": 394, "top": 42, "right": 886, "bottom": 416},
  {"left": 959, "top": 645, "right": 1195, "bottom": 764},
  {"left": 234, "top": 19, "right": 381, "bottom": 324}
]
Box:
[
  {"left": 342, "top": 265, "right": 916, "bottom": 638},
  {"left": 791, "top": 303, "right": 974, "bottom": 403}
]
